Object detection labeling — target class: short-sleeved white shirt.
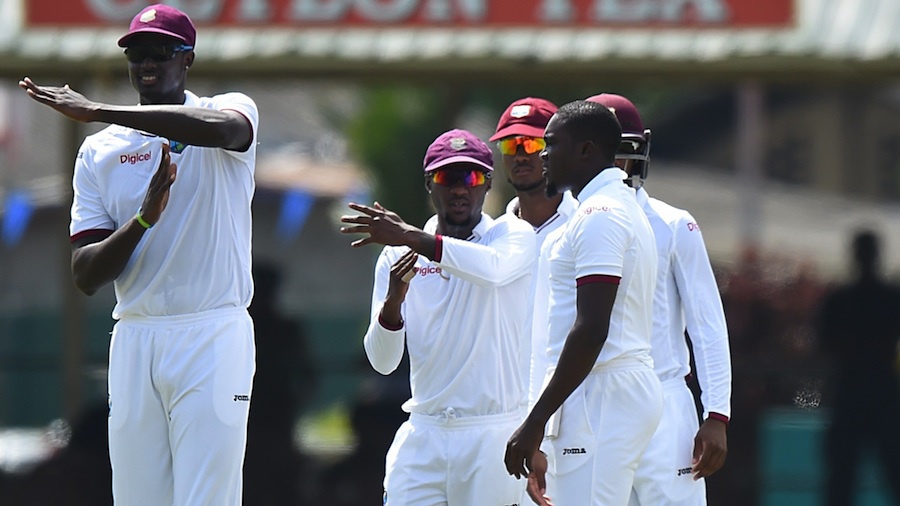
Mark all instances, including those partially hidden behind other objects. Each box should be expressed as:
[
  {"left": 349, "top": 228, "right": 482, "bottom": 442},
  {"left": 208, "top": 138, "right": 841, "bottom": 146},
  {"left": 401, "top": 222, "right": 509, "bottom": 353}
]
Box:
[
  {"left": 637, "top": 187, "right": 732, "bottom": 419},
  {"left": 363, "top": 213, "right": 536, "bottom": 417},
  {"left": 69, "top": 90, "right": 259, "bottom": 319},
  {"left": 504, "top": 192, "right": 579, "bottom": 407},
  {"left": 545, "top": 168, "right": 657, "bottom": 369}
]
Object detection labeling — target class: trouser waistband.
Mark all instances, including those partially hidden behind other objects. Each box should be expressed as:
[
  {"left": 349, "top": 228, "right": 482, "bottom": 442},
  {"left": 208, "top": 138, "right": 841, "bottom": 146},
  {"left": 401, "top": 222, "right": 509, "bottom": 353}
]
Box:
[{"left": 409, "top": 408, "right": 524, "bottom": 429}]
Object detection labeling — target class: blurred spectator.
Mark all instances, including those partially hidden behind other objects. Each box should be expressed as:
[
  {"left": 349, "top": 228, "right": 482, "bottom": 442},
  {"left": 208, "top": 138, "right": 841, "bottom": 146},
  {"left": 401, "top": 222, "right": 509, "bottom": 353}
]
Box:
[
  {"left": 244, "top": 262, "right": 318, "bottom": 504},
  {"left": 815, "top": 229, "right": 900, "bottom": 506}
]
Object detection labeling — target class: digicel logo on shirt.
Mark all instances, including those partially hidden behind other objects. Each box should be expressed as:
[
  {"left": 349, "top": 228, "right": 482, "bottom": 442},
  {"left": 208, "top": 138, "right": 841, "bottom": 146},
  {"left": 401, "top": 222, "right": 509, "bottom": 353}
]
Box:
[
  {"left": 582, "top": 205, "right": 610, "bottom": 215},
  {"left": 413, "top": 265, "right": 443, "bottom": 277},
  {"left": 120, "top": 151, "right": 151, "bottom": 165}
]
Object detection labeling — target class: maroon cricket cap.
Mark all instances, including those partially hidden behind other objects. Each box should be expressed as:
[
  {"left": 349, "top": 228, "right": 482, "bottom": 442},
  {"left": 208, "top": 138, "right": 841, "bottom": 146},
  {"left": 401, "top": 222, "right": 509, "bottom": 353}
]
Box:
[
  {"left": 423, "top": 129, "right": 494, "bottom": 173},
  {"left": 489, "top": 97, "right": 558, "bottom": 142},
  {"left": 118, "top": 4, "right": 196, "bottom": 48},
  {"left": 585, "top": 94, "right": 646, "bottom": 140}
]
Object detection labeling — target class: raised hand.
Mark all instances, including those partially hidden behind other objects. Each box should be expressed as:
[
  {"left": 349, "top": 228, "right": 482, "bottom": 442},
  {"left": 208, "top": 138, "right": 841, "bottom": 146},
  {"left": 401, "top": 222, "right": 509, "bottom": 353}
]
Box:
[
  {"left": 340, "top": 202, "right": 417, "bottom": 248},
  {"left": 389, "top": 249, "right": 418, "bottom": 300},
  {"left": 18, "top": 77, "right": 99, "bottom": 123},
  {"left": 139, "top": 143, "right": 177, "bottom": 226}
]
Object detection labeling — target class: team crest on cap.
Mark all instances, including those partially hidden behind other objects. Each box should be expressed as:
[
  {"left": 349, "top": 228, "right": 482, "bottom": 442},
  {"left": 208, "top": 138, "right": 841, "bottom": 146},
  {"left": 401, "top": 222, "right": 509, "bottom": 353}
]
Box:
[
  {"left": 140, "top": 9, "right": 157, "bottom": 23},
  {"left": 510, "top": 105, "right": 532, "bottom": 118},
  {"left": 449, "top": 137, "right": 467, "bottom": 151}
]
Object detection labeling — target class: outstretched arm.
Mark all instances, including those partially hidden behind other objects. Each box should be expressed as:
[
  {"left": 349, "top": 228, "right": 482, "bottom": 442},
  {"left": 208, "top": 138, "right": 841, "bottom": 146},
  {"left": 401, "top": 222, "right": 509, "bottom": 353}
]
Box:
[
  {"left": 341, "top": 202, "right": 437, "bottom": 257},
  {"left": 72, "top": 144, "right": 177, "bottom": 295},
  {"left": 18, "top": 77, "right": 252, "bottom": 151}
]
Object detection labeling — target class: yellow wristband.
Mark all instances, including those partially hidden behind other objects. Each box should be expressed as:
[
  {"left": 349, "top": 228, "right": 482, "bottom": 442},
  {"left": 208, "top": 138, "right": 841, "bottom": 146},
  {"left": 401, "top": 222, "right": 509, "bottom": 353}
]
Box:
[{"left": 135, "top": 211, "right": 153, "bottom": 229}]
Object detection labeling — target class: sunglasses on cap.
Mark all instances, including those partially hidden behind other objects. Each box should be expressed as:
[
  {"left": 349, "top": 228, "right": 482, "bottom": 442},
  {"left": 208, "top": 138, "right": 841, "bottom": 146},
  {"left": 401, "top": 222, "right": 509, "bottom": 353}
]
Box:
[
  {"left": 497, "top": 136, "right": 546, "bottom": 156},
  {"left": 428, "top": 168, "right": 490, "bottom": 188},
  {"left": 124, "top": 44, "right": 193, "bottom": 63}
]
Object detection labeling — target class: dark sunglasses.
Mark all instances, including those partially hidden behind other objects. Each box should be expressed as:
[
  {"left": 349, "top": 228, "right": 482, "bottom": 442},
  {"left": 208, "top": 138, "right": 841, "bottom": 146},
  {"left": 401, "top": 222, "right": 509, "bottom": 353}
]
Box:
[
  {"left": 124, "top": 44, "right": 193, "bottom": 63},
  {"left": 428, "top": 169, "right": 491, "bottom": 188}
]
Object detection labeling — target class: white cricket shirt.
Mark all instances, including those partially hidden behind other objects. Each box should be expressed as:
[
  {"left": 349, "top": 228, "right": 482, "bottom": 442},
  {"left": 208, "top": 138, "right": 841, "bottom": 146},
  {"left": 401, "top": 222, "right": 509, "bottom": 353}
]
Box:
[
  {"left": 637, "top": 187, "right": 732, "bottom": 419},
  {"left": 69, "top": 90, "right": 259, "bottom": 319},
  {"left": 545, "top": 168, "right": 657, "bottom": 370},
  {"left": 504, "top": 192, "right": 580, "bottom": 408},
  {"left": 363, "top": 213, "right": 536, "bottom": 417}
]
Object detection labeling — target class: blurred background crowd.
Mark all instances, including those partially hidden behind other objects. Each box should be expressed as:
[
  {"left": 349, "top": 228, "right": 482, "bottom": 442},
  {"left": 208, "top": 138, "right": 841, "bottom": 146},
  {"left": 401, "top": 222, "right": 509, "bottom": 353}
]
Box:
[{"left": 1, "top": 0, "right": 899, "bottom": 504}]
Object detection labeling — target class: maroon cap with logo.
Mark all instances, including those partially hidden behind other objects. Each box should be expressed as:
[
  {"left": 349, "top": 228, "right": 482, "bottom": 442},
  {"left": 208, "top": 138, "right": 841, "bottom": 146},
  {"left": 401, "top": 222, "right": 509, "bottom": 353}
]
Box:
[
  {"left": 489, "top": 97, "right": 558, "bottom": 142},
  {"left": 585, "top": 94, "right": 645, "bottom": 140},
  {"left": 118, "top": 4, "right": 197, "bottom": 48},
  {"left": 423, "top": 129, "right": 494, "bottom": 173}
]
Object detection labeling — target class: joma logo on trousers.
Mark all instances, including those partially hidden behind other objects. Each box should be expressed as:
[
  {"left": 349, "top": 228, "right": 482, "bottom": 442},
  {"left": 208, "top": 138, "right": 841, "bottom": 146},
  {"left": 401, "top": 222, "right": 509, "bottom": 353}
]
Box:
[
  {"left": 677, "top": 467, "right": 693, "bottom": 476},
  {"left": 562, "top": 447, "right": 587, "bottom": 455},
  {"left": 233, "top": 394, "right": 250, "bottom": 402}
]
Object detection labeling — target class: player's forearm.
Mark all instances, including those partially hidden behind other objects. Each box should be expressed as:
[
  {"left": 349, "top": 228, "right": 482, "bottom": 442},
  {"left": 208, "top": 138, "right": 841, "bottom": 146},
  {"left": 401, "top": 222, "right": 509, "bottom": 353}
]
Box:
[
  {"left": 71, "top": 219, "right": 147, "bottom": 295},
  {"left": 402, "top": 230, "right": 438, "bottom": 261},
  {"left": 363, "top": 314, "right": 405, "bottom": 375},
  {"left": 529, "top": 324, "right": 606, "bottom": 423},
  {"left": 91, "top": 105, "right": 249, "bottom": 150},
  {"left": 437, "top": 232, "right": 535, "bottom": 286}
]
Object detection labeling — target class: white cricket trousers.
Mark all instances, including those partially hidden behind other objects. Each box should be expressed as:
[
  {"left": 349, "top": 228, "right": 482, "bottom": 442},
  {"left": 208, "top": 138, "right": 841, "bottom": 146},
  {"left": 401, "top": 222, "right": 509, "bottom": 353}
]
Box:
[
  {"left": 545, "top": 361, "right": 662, "bottom": 506},
  {"left": 108, "top": 306, "right": 256, "bottom": 506},
  {"left": 629, "top": 376, "right": 707, "bottom": 506},
  {"left": 384, "top": 408, "right": 526, "bottom": 506}
]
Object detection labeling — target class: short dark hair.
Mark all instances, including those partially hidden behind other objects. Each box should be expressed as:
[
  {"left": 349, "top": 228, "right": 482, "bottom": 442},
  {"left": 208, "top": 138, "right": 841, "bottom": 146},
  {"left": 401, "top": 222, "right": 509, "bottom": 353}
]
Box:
[{"left": 553, "top": 100, "right": 622, "bottom": 161}]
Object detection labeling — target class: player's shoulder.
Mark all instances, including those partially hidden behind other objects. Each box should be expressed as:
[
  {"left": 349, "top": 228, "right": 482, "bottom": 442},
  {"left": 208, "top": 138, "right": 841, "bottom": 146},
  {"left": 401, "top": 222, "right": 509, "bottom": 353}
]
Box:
[
  {"left": 491, "top": 212, "right": 535, "bottom": 236},
  {"left": 647, "top": 195, "right": 698, "bottom": 230},
  {"left": 195, "top": 90, "right": 258, "bottom": 111},
  {"left": 82, "top": 124, "right": 132, "bottom": 144},
  {"left": 79, "top": 125, "right": 146, "bottom": 158},
  {"left": 574, "top": 190, "right": 632, "bottom": 224}
]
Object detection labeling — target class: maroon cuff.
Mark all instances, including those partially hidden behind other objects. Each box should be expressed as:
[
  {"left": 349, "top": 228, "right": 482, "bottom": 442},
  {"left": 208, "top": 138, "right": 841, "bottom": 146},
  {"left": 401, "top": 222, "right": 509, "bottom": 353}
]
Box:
[
  {"left": 70, "top": 229, "right": 113, "bottom": 244},
  {"left": 434, "top": 234, "right": 443, "bottom": 263},
  {"left": 378, "top": 313, "right": 403, "bottom": 331},
  {"left": 707, "top": 412, "right": 730, "bottom": 428},
  {"left": 576, "top": 274, "right": 621, "bottom": 287}
]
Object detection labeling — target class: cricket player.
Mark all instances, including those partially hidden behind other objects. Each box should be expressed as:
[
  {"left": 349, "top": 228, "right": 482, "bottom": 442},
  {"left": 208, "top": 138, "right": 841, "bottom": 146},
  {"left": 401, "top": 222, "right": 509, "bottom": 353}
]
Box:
[
  {"left": 341, "top": 129, "right": 536, "bottom": 505},
  {"left": 491, "top": 97, "right": 578, "bottom": 504},
  {"left": 491, "top": 97, "right": 579, "bottom": 402},
  {"left": 19, "top": 4, "right": 258, "bottom": 505},
  {"left": 585, "top": 93, "right": 732, "bottom": 506},
  {"left": 505, "top": 100, "right": 663, "bottom": 505}
]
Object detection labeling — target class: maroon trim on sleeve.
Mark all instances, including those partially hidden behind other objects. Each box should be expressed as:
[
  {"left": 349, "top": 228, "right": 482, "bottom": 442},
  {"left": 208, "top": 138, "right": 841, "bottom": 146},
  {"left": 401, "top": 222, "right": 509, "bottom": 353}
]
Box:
[
  {"left": 434, "top": 234, "right": 443, "bottom": 263},
  {"left": 576, "top": 274, "right": 621, "bottom": 287},
  {"left": 707, "top": 412, "right": 730, "bottom": 428},
  {"left": 378, "top": 313, "right": 404, "bottom": 331},
  {"left": 70, "top": 229, "right": 114, "bottom": 244}
]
